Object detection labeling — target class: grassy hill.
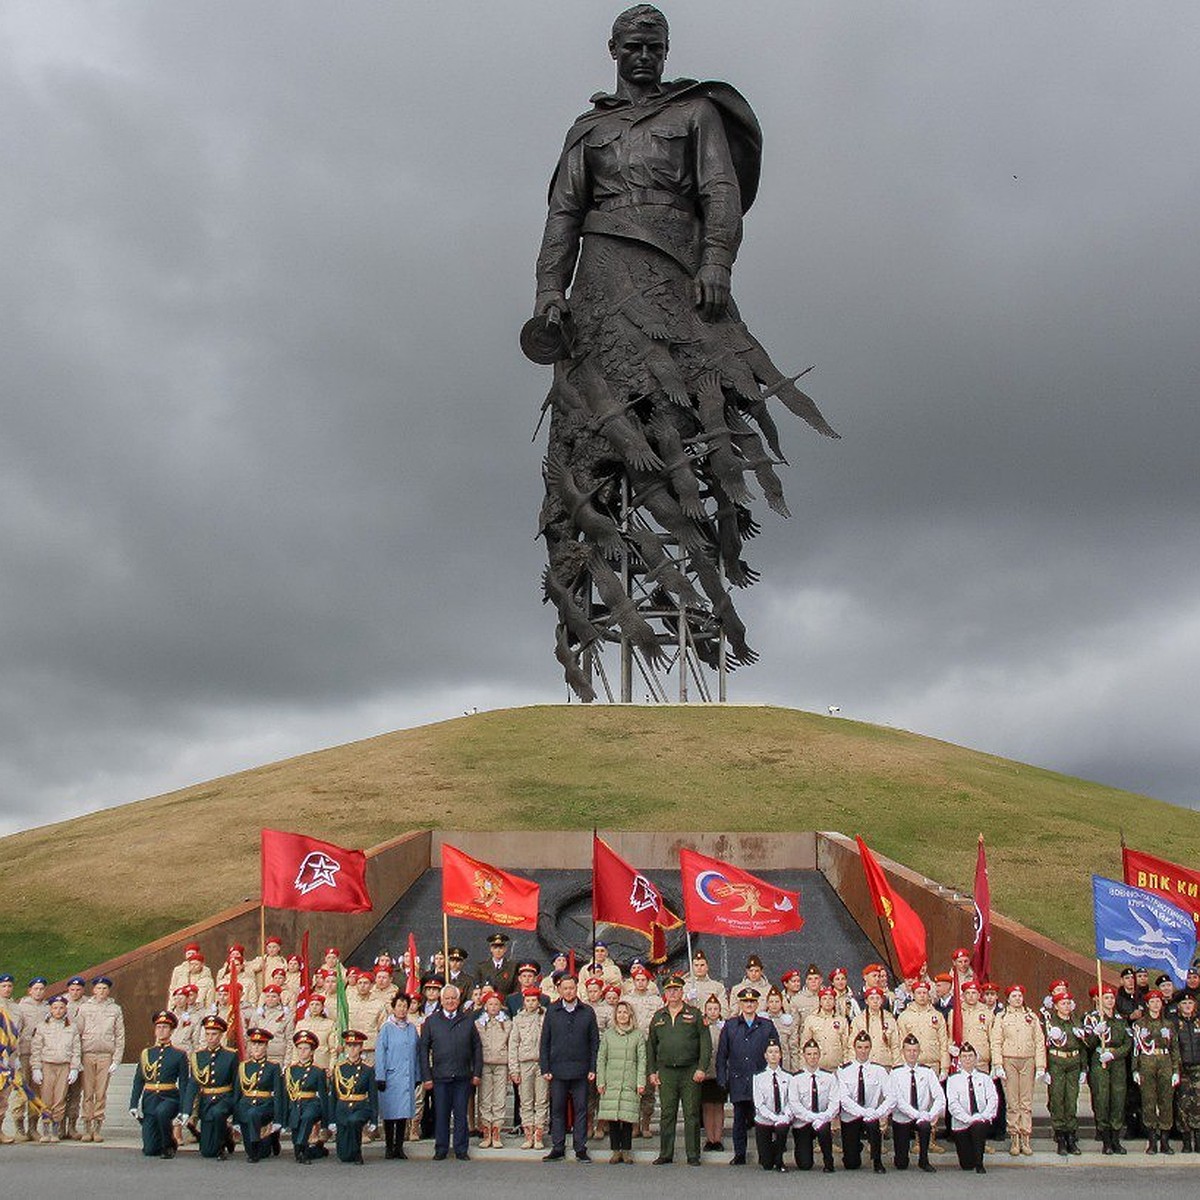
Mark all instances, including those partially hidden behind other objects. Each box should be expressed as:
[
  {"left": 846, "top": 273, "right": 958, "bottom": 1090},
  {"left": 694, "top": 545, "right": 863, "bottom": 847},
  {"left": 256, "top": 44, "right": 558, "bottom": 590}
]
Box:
[{"left": 2, "top": 705, "right": 1196, "bottom": 983}]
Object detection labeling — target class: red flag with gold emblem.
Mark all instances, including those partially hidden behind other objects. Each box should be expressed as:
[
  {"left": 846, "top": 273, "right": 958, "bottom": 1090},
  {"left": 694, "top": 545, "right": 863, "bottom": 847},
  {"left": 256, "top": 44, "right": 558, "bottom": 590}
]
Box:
[
  {"left": 679, "top": 849, "right": 803, "bottom": 936},
  {"left": 855, "top": 835, "right": 927, "bottom": 978},
  {"left": 441, "top": 844, "right": 540, "bottom": 930}
]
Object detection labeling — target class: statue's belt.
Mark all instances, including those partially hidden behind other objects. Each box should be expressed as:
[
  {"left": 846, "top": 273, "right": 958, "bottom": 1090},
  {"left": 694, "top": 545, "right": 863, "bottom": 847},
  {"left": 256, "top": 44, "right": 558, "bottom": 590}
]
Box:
[{"left": 597, "top": 189, "right": 694, "bottom": 215}]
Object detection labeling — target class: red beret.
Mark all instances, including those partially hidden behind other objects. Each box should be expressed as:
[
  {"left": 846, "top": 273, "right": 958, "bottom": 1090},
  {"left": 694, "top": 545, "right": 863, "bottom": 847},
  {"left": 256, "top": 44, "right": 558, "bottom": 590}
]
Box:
[{"left": 522, "top": 987, "right": 542, "bottom": 998}]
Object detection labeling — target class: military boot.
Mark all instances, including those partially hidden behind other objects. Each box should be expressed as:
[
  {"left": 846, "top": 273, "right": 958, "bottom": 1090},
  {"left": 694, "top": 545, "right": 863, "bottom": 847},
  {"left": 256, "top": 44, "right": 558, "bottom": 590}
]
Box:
[
  {"left": 1100, "top": 1129, "right": 1113, "bottom": 1155},
  {"left": 1160, "top": 1132, "right": 1174, "bottom": 1155},
  {"left": 1055, "top": 1133, "right": 1067, "bottom": 1156},
  {"left": 92, "top": 1121, "right": 105, "bottom": 1143},
  {"left": 1020, "top": 1133, "right": 1033, "bottom": 1156},
  {"left": 1181, "top": 1132, "right": 1194, "bottom": 1152},
  {"left": 1111, "top": 1130, "right": 1127, "bottom": 1154},
  {"left": 1146, "top": 1134, "right": 1158, "bottom": 1154},
  {"left": 1009, "top": 1134, "right": 1020, "bottom": 1156}
]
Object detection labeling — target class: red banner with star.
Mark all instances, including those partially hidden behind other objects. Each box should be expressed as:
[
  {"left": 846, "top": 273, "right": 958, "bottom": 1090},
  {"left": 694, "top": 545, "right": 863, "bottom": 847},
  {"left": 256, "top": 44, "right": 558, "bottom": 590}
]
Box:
[
  {"left": 441, "top": 843, "right": 540, "bottom": 930},
  {"left": 679, "top": 848, "right": 803, "bottom": 936},
  {"left": 260, "top": 829, "right": 372, "bottom": 913}
]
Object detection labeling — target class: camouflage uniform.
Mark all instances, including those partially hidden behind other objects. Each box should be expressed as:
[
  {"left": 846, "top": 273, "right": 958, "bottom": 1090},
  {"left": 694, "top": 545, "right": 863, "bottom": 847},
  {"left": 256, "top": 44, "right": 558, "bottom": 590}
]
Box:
[
  {"left": 1083, "top": 1007, "right": 1131, "bottom": 1151},
  {"left": 1131, "top": 1015, "right": 1180, "bottom": 1140},
  {"left": 1044, "top": 1009, "right": 1087, "bottom": 1150},
  {"left": 1174, "top": 1007, "right": 1200, "bottom": 1147}
]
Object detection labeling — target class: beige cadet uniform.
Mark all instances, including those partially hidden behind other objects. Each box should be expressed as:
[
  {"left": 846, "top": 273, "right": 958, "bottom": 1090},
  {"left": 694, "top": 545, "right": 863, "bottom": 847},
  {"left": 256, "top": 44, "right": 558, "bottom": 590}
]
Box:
[
  {"left": 685, "top": 974, "right": 728, "bottom": 1016},
  {"left": 765, "top": 1011, "right": 802, "bottom": 1072},
  {"left": 168, "top": 1004, "right": 200, "bottom": 1052},
  {"left": 956, "top": 1001, "right": 995, "bottom": 1070},
  {"left": 256, "top": 1005, "right": 294, "bottom": 1067},
  {"left": 802, "top": 1010, "right": 851, "bottom": 1071},
  {"left": 255, "top": 953, "right": 287, "bottom": 990},
  {"left": 729, "top": 974, "right": 773, "bottom": 1005},
  {"left": 850, "top": 1008, "right": 902, "bottom": 1067},
  {"left": 75, "top": 995, "right": 125, "bottom": 1133},
  {"left": 294, "top": 1011, "right": 338, "bottom": 1072},
  {"left": 508, "top": 1007, "right": 548, "bottom": 1142},
  {"left": 476, "top": 1012, "right": 511, "bottom": 1132},
  {"left": 897, "top": 1003, "right": 950, "bottom": 1075},
  {"left": 990, "top": 1006, "right": 1046, "bottom": 1144},
  {"left": 582, "top": 958, "right": 623, "bottom": 990},
  {"left": 31, "top": 1016, "right": 81, "bottom": 1133},
  {"left": 215, "top": 963, "right": 258, "bottom": 1007},
  {"left": 166, "top": 962, "right": 215, "bottom": 1008},
  {"left": 345, "top": 992, "right": 387, "bottom": 1064},
  {"left": 790, "top": 987, "right": 821, "bottom": 1022}
]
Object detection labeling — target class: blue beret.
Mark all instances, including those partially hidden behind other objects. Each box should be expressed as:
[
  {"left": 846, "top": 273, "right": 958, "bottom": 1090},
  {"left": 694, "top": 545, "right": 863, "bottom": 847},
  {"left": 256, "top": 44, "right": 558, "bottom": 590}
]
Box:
[
  {"left": 68, "top": 976, "right": 86, "bottom": 986},
  {"left": 49, "top": 993, "right": 68, "bottom": 1005},
  {"left": 29, "top": 976, "right": 48, "bottom": 986},
  {"left": 0, "top": 973, "right": 13, "bottom": 983},
  {"left": 91, "top": 976, "right": 113, "bottom": 987},
  {"left": 593, "top": 941, "right": 607, "bottom": 949}
]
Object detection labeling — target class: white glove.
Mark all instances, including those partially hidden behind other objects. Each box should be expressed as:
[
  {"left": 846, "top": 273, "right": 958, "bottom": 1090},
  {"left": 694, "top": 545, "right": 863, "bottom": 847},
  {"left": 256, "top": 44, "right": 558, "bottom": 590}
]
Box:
[
  {"left": 366, "top": 1123, "right": 376, "bottom": 1133},
  {"left": 993, "top": 1066, "right": 1006, "bottom": 1081},
  {"left": 108, "top": 1062, "right": 119, "bottom": 1075},
  {"left": 33, "top": 1069, "right": 43, "bottom": 1085},
  {"left": 939, "top": 1071, "right": 948, "bottom": 1083},
  {"left": 1133, "top": 1071, "right": 1141, "bottom": 1085},
  {"left": 1092, "top": 1020, "right": 1108, "bottom": 1036},
  {"left": 1040, "top": 1071, "right": 1051, "bottom": 1085},
  {"left": 948, "top": 1043, "right": 960, "bottom": 1058},
  {"left": 1099, "top": 1050, "right": 1114, "bottom": 1064},
  {"left": 1172, "top": 1073, "right": 1180, "bottom": 1087},
  {"left": 328, "top": 1123, "right": 337, "bottom": 1132},
  {"left": 174, "top": 1114, "right": 186, "bottom": 1125},
  {"left": 129, "top": 1108, "right": 139, "bottom": 1119}
]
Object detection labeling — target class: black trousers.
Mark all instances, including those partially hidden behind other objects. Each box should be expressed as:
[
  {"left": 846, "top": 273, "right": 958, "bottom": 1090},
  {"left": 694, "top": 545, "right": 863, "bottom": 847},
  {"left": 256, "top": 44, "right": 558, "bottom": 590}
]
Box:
[
  {"left": 608, "top": 1119, "right": 633, "bottom": 1151},
  {"left": 893, "top": 1119, "right": 932, "bottom": 1169},
  {"left": 730, "top": 1099, "right": 755, "bottom": 1159},
  {"left": 432, "top": 1077, "right": 471, "bottom": 1157},
  {"left": 954, "top": 1121, "right": 989, "bottom": 1170},
  {"left": 841, "top": 1117, "right": 882, "bottom": 1168},
  {"left": 549, "top": 1076, "right": 588, "bottom": 1155},
  {"left": 755, "top": 1124, "right": 788, "bottom": 1170},
  {"left": 792, "top": 1122, "right": 834, "bottom": 1170},
  {"left": 139, "top": 1093, "right": 180, "bottom": 1157}
]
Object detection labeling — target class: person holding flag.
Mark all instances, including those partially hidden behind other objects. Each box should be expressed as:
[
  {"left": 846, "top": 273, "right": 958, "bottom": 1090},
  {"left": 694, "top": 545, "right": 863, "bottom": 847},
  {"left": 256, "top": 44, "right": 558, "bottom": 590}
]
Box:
[{"left": 1082, "top": 983, "right": 1131, "bottom": 1155}]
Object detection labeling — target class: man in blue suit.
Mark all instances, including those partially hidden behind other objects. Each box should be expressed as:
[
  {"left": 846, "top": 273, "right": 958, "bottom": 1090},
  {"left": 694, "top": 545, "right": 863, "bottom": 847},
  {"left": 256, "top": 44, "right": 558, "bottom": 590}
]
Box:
[{"left": 716, "top": 987, "right": 778, "bottom": 1165}]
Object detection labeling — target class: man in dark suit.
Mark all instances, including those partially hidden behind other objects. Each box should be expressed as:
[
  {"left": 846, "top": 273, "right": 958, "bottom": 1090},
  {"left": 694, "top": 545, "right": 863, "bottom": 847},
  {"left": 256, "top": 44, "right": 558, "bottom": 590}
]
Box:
[
  {"left": 476, "top": 933, "right": 519, "bottom": 996},
  {"left": 539, "top": 973, "right": 599, "bottom": 1162},
  {"left": 418, "top": 985, "right": 482, "bottom": 1161},
  {"left": 716, "top": 987, "right": 779, "bottom": 1165}
]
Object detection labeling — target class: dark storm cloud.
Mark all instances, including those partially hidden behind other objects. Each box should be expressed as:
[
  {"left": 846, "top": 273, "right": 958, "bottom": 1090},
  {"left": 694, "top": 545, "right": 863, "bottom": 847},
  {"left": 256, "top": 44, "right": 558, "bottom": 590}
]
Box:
[{"left": 1, "top": 1, "right": 1197, "bottom": 833}]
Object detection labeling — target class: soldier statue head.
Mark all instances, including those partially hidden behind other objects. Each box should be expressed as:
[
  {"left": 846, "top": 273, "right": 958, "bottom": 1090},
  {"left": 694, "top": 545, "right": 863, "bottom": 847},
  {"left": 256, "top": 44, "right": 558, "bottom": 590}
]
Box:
[{"left": 609, "top": 5, "right": 669, "bottom": 97}]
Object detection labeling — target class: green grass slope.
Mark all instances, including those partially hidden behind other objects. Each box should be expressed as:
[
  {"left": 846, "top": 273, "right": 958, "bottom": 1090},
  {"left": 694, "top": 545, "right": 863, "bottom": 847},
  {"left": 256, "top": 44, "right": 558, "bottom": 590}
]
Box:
[{"left": 2, "top": 705, "right": 1195, "bottom": 983}]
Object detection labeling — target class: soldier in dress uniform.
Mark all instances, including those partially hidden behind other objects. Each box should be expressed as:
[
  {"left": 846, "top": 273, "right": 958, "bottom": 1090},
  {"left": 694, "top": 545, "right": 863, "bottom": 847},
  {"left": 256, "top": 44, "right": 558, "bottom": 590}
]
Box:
[
  {"left": 476, "top": 933, "right": 519, "bottom": 996},
  {"left": 889, "top": 1032, "right": 944, "bottom": 1173},
  {"left": 129, "top": 1011, "right": 189, "bottom": 1159},
  {"left": 1132, "top": 987, "right": 1181, "bottom": 1154},
  {"left": 329, "top": 1029, "right": 377, "bottom": 1164},
  {"left": 236, "top": 1026, "right": 285, "bottom": 1162},
  {"left": 182, "top": 1015, "right": 238, "bottom": 1159},
  {"left": 751, "top": 1039, "right": 791, "bottom": 1172},
  {"left": 945, "top": 1042, "right": 997, "bottom": 1173},
  {"left": 1173, "top": 990, "right": 1200, "bottom": 1152},
  {"left": 837, "top": 1030, "right": 894, "bottom": 1172},
  {"left": 286, "top": 1029, "right": 330, "bottom": 1163},
  {"left": 1044, "top": 989, "right": 1087, "bottom": 1155},
  {"left": 646, "top": 974, "right": 710, "bottom": 1165},
  {"left": 1084, "top": 982, "right": 1130, "bottom": 1154},
  {"left": 445, "top": 948, "right": 473, "bottom": 995},
  {"left": 788, "top": 1036, "right": 840, "bottom": 1172}
]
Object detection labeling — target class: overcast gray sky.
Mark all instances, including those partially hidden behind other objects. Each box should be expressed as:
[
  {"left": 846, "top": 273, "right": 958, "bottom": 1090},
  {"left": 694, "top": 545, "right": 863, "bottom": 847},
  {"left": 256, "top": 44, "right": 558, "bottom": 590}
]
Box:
[{"left": 2, "top": 1, "right": 1197, "bottom": 836}]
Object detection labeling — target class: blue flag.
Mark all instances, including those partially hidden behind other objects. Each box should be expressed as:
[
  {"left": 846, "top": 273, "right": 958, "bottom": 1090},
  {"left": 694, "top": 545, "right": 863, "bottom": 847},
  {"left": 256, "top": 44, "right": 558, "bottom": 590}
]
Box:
[{"left": 1093, "top": 875, "right": 1197, "bottom": 986}]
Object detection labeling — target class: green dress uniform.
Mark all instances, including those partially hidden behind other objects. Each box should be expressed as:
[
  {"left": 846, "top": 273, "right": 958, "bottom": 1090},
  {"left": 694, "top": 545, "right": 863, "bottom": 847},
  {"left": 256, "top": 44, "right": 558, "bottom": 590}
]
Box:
[
  {"left": 1083, "top": 1008, "right": 1131, "bottom": 1152},
  {"left": 235, "top": 1058, "right": 285, "bottom": 1162},
  {"left": 129, "top": 1043, "right": 189, "bottom": 1158},
  {"left": 183, "top": 1045, "right": 239, "bottom": 1158},
  {"left": 645, "top": 999, "right": 711, "bottom": 1164},
  {"left": 1132, "top": 1017, "right": 1181, "bottom": 1138},
  {"left": 331, "top": 1059, "right": 379, "bottom": 1163},
  {"left": 1044, "top": 1012, "right": 1087, "bottom": 1152},
  {"left": 285, "top": 1061, "right": 330, "bottom": 1163}
]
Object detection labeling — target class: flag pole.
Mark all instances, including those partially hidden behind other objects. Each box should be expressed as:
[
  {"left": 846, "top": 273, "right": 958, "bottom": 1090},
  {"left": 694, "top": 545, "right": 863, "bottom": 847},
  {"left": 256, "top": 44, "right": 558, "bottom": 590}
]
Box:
[
  {"left": 590, "top": 826, "right": 598, "bottom": 961},
  {"left": 442, "top": 911, "right": 450, "bottom": 978},
  {"left": 876, "top": 915, "right": 898, "bottom": 980},
  {"left": 259, "top": 903, "right": 266, "bottom": 963}
]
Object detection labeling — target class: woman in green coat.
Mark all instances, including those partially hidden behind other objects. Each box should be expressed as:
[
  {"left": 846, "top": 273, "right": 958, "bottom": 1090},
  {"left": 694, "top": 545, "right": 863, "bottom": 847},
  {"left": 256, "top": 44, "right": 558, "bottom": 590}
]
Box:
[{"left": 596, "top": 1000, "right": 646, "bottom": 1163}]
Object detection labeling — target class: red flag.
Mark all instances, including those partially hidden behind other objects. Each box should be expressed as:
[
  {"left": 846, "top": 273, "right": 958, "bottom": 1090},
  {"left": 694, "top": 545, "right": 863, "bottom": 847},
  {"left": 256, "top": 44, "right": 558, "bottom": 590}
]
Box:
[
  {"left": 1123, "top": 846, "right": 1200, "bottom": 933},
  {"left": 441, "top": 844, "right": 540, "bottom": 930},
  {"left": 855, "top": 836, "right": 927, "bottom": 979},
  {"left": 592, "top": 836, "right": 681, "bottom": 962},
  {"left": 260, "top": 829, "right": 372, "bottom": 913},
  {"left": 405, "top": 933, "right": 420, "bottom": 999},
  {"left": 950, "top": 969, "right": 963, "bottom": 1071},
  {"left": 972, "top": 834, "right": 992, "bottom": 982},
  {"left": 679, "top": 848, "right": 804, "bottom": 936}
]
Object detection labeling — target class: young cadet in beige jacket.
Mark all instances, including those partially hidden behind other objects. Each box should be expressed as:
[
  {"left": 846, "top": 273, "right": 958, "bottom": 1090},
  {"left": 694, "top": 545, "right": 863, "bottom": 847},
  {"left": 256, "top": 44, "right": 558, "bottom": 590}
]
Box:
[
  {"left": 990, "top": 983, "right": 1046, "bottom": 1156},
  {"left": 31, "top": 994, "right": 82, "bottom": 1141},
  {"left": 75, "top": 976, "right": 125, "bottom": 1141},
  {"left": 475, "top": 991, "right": 511, "bottom": 1148},
  {"left": 508, "top": 987, "right": 548, "bottom": 1149}
]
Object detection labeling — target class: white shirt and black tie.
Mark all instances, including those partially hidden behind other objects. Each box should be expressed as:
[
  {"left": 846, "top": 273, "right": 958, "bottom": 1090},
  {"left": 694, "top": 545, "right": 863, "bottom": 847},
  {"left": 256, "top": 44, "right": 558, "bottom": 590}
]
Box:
[
  {"left": 837, "top": 1059, "right": 895, "bottom": 1123},
  {"left": 890, "top": 1061, "right": 946, "bottom": 1125}
]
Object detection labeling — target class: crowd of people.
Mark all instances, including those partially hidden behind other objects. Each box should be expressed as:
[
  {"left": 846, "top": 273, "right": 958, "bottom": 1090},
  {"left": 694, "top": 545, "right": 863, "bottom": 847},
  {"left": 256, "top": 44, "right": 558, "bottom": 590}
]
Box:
[{"left": 3, "top": 934, "right": 1199, "bottom": 1171}]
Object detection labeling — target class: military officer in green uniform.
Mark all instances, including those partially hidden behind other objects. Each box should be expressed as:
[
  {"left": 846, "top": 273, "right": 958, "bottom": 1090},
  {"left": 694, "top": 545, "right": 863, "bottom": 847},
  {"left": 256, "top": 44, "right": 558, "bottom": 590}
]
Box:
[
  {"left": 236, "top": 1026, "right": 285, "bottom": 1162},
  {"left": 182, "top": 1015, "right": 239, "bottom": 1159},
  {"left": 646, "top": 974, "right": 711, "bottom": 1165},
  {"left": 1084, "top": 983, "right": 1131, "bottom": 1155},
  {"left": 330, "top": 1029, "right": 378, "bottom": 1164},
  {"left": 1132, "top": 988, "right": 1181, "bottom": 1154},
  {"left": 1173, "top": 991, "right": 1200, "bottom": 1151},
  {"left": 286, "top": 1029, "right": 330, "bottom": 1163},
  {"left": 1044, "top": 990, "right": 1087, "bottom": 1156},
  {"left": 129, "top": 1011, "right": 189, "bottom": 1159}
]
